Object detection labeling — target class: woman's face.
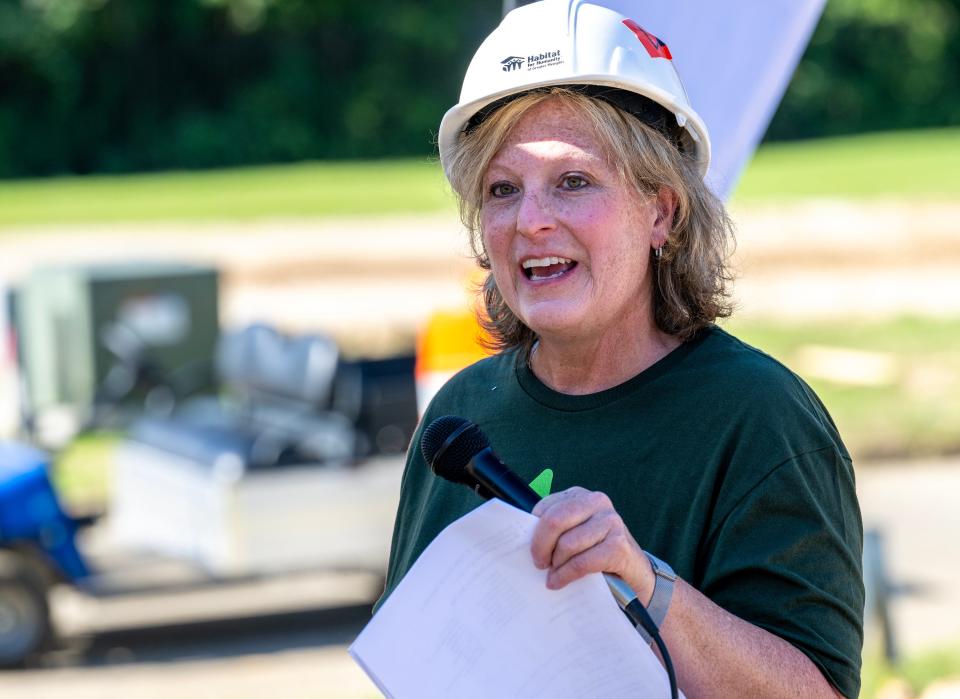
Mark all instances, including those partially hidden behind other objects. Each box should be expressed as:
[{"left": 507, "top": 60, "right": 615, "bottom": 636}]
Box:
[{"left": 480, "top": 98, "right": 670, "bottom": 347}]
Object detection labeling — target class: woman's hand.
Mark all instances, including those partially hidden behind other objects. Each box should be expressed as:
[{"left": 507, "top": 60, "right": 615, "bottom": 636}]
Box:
[
  {"left": 530, "top": 487, "right": 845, "bottom": 697},
  {"left": 530, "top": 486, "right": 655, "bottom": 598}
]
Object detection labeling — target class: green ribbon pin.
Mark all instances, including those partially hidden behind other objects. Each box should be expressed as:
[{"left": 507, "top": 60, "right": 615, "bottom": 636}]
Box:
[{"left": 528, "top": 468, "right": 554, "bottom": 498}]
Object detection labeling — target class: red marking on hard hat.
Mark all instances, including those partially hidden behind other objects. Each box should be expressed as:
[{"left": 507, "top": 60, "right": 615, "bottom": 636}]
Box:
[{"left": 622, "top": 19, "right": 672, "bottom": 60}]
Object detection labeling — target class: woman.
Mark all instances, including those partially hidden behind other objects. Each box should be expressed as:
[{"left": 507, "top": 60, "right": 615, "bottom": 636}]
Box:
[{"left": 380, "top": 2, "right": 863, "bottom": 697}]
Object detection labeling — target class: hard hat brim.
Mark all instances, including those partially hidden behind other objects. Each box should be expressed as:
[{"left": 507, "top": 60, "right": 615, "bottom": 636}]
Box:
[{"left": 438, "top": 75, "right": 710, "bottom": 182}]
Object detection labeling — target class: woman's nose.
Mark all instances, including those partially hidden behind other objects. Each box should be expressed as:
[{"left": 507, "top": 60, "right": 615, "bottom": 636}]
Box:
[{"left": 515, "top": 188, "right": 557, "bottom": 238}]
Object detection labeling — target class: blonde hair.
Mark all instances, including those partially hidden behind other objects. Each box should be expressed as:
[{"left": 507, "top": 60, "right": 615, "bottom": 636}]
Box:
[{"left": 446, "top": 87, "right": 734, "bottom": 354}]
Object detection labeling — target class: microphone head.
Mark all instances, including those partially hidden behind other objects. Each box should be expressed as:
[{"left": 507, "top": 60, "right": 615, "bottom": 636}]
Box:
[{"left": 420, "top": 415, "right": 489, "bottom": 485}]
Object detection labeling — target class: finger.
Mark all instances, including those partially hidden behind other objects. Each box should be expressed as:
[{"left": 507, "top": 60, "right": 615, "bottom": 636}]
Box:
[
  {"left": 530, "top": 489, "right": 611, "bottom": 569},
  {"left": 550, "top": 511, "right": 616, "bottom": 570},
  {"left": 530, "top": 487, "right": 597, "bottom": 567},
  {"left": 531, "top": 486, "right": 588, "bottom": 518},
  {"left": 547, "top": 530, "right": 643, "bottom": 590},
  {"left": 546, "top": 538, "right": 624, "bottom": 590},
  {"left": 531, "top": 502, "right": 593, "bottom": 569}
]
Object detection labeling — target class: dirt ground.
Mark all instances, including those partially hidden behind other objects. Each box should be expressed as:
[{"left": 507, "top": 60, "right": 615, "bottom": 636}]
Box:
[{"left": 0, "top": 199, "right": 958, "bottom": 347}]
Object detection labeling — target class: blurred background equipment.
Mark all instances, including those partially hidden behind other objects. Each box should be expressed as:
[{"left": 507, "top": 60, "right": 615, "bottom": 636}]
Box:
[
  {"left": 414, "top": 307, "right": 493, "bottom": 415},
  {"left": 111, "top": 322, "right": 415, "bottom": 575},
  {"left": 13, "top": 262, "right": 219, "bottom": 446},
  {"left": 0, "top": 257, "right": 418, "bottom": 667}
]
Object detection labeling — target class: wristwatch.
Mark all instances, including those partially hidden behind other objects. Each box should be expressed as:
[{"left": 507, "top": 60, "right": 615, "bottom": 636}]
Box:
[{"left": 640, "top": 551, "right": 677, "bottom": 643}]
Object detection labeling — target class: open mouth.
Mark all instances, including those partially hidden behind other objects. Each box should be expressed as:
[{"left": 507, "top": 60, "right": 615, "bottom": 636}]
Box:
[{"left": 521, "top": 256, "right": 578, "bottom": 281}]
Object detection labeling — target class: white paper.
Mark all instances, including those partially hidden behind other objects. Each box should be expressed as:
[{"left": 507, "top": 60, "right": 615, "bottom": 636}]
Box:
[{"left": 349, "top": 499, "right": 673, "bottom": 698}]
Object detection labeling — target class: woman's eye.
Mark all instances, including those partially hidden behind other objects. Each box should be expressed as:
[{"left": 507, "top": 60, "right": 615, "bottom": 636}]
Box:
[
  {"left": 562, "top": 175, "right": 588, "bottom": 190},
  {"left": 489, "top": 182, "right": 518, "bottom": 198}
]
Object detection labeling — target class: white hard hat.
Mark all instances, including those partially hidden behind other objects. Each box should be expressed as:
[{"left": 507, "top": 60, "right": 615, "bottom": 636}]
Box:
[{"left": 438, "top": 0, "right": 711, "bottom": 180}]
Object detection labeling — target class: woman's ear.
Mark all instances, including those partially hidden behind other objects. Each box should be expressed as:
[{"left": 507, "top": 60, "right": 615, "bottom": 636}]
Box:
[{"left": 651, "top": 186, "right": 679, "bottom": 249}]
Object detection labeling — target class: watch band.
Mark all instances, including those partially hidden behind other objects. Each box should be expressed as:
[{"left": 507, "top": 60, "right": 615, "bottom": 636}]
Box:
[{"left": 639, "top": 551, "right": 677, "bottom": 643}]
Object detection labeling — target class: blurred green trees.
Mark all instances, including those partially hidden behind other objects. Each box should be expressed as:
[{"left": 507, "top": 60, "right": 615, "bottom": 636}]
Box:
[
  {"left": 0, "top": 0, "right": 500, "bottom": 175},
  {"left": 767, "top": 0, "right": 960, "bottom": 140},
  {"left": 0, "top": 0, "right": 958, "bottom": 177}
]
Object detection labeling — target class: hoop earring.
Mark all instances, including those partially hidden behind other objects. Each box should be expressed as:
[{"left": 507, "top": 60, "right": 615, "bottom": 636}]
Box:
[{"left": 654, "top": 244, "right": 668, "bottom": 307}]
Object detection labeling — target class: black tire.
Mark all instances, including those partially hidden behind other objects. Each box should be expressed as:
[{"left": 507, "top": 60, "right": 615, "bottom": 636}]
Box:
[{"left": 0, "top": 550, "right": 50, "bottom": 668}]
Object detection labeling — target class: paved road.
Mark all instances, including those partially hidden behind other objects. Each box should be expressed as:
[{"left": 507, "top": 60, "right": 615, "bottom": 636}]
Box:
[
  {"left": 857, "top": 458, "right": 960, "bottom": 657},
  {"left": 1, "top": 458, "right": 957, "bottom": 698},
  {"left": 0, "top": 614, "right": 379, "bottom": 699},
  {"left": 0, "top": 574, "right": 382, "bottom": 699}
]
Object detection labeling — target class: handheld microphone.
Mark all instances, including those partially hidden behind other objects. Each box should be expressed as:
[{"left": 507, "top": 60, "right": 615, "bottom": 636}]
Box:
[
  {"left": 420, "top": 415, "right": 540, "bottom": 513},
  {"left": 420, "top": 415, "right": 639, "bottom": 606},
  {"left": 421, "top": 415, "right": 678, "bottom": 699}
]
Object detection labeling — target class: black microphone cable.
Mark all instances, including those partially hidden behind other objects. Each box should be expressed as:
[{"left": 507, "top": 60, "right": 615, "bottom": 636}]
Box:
[
  {"left": 626, "top": 598, "right": 678, "bottom": 699},
  {"left": 422, "top": 415, "right": 679, "bottom": 699}
]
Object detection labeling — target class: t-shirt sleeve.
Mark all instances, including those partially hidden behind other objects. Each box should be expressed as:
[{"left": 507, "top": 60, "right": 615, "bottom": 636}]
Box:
[
  {"left": 698, "top": 446, "right": 865, "bottom": 698},
  {"left": 374, "top": 417, "right": 430, "bottom": 614}
]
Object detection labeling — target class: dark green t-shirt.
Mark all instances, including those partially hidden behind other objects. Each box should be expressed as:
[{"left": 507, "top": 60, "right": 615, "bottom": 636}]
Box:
[{"left": 379, "top": 326, "right": 864, "bottom": 698}]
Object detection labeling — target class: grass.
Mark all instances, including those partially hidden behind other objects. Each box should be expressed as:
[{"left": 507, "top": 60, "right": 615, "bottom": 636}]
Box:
[
  {"left": 52, "top": 431, "right": 120, "bottom": 514},
  {"left": 0, "top": 159, "right": 451, "bottom": 227},
  {"left": 862, "top": 644, "right": 960, "bottom": 698},
  {"left": 725, "top": 316, "right": 960, "bottom": 461},
  {"left": 733, "top": 127, "right": 960, "bottom": 202},
  {"left": 0, "top": 126, "right": 958, "bottom": 227}
]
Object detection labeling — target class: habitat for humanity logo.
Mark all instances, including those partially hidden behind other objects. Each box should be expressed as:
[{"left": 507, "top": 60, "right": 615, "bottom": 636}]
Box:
[
  {"left": 501, "top": 56, "right": 524, "bottom": 72},
  {"left": 499, "top": 50, "right": 562, "bottom": 73},
  {"left": 526, "top": 49, "right": 561, "bottom": 71}
]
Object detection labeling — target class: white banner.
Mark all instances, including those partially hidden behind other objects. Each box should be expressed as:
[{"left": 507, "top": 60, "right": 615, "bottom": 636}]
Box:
[{"left": 592, "top": 0, "right": 826, "bottom": 198}]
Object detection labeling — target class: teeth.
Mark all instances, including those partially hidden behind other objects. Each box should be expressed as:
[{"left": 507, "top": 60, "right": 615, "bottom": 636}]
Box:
[{"left": 522, "top": 256, "right": 572, "bottom": 269}]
